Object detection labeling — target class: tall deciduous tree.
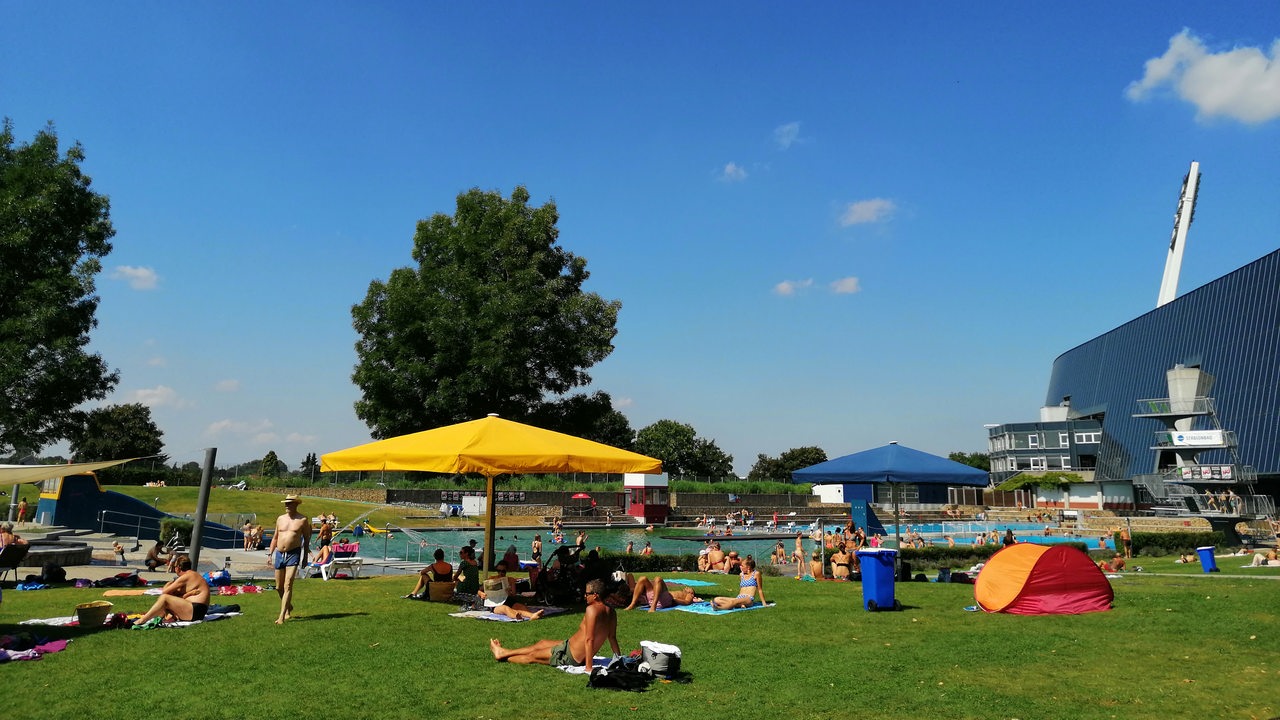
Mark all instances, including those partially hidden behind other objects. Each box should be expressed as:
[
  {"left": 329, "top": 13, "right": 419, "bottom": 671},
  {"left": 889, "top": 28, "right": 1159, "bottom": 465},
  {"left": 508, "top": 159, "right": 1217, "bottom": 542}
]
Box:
[
  {"left": 635, "top": 419, "right": 734, "bottom": 478},
  {"left": 0, "top": 120, "right": 118, "bottom": 454},
  {"left": 259, "top": 451, "right": 285, "bottom": 478},
  {"left": 748, "top": 446, "right": 828, "bottom": 481},
  {"left": 948, "top": 451, "right": 990, "bottom": 471},
  {"left": 68, "top": 403, "right": 165, "bottom": 461},
  {"left": 527, "top": 391, "right": 635, "bottom": 449},
  {"left": 351, "top": 186, "right": 621, "bottom": 439}
]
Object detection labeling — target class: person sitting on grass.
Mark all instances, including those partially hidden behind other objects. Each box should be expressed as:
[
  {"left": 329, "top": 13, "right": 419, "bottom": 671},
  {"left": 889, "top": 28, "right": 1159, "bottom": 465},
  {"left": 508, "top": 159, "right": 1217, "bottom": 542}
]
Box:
[
  {"left": 132, "top": 557, "right": 211, "bottom": 627},
  {"left": 407, "top": 548, "right": 455, "bottom": 598},
  {"left": 724, "top": 550, "right": 742, "bottom": 575},
  {"left": 489, "top": 579, "right": 619, "bottom": 666},
  {"left": 712, "top": 557, "right": 766, "bottom": 610},
  {"left": 705, "top": 542, "right": 726, "bottom": 572},
  {"left": 454, "top": 546, "right": 481, "bottom": 597},
  {"left": 808, "top": 550, "right": 825, "bottom": 579},
  {"left": 830, "top": 544, "right": 852, "bottom": 580},
  {"left": 622, "top": 575, "right": 700, "bottom": 612}
]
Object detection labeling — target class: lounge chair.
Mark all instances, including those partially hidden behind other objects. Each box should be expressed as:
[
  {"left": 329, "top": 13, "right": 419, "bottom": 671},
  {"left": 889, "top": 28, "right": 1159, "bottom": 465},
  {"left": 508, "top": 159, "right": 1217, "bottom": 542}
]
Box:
[
  {"left": 326, "top": 543, "right": 363, "bottom": 580},
  {"left": 300, "top": 549, "right": 335, "bottom": 581},
  {"left": 0, "top": 543, "right": 31, "bottom": 582}
]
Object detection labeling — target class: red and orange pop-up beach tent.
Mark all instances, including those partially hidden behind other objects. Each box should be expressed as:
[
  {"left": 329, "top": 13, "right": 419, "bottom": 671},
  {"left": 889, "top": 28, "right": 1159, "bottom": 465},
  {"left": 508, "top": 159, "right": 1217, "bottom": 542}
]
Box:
[{"left": 974, "top": 544, "right": 1114, "bottom": 615}]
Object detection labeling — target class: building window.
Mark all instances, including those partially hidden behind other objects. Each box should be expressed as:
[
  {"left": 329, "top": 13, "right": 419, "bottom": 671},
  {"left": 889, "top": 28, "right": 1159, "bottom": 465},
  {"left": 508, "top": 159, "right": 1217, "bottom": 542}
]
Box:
[
  {"left": 1030, "top": 457, "right": 1047, "bottom": 470},
  {"left": 1074, "top": 431, "right": 1100, "bottom": 444},
  {"left": 1059, "top": 432, "right": 1070, "bottom": 446},
  {"left": 1060, "top": 456, "right": 1072, "bottom": 469},
  {"left": 1027, "top": 434, "right": 1040, "bottom": 448}
]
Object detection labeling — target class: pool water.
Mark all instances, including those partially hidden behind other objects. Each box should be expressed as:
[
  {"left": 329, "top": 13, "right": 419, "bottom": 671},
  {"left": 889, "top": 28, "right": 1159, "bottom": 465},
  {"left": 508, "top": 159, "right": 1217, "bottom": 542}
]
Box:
[{"left": 345, "top": 521, "right": 1113, "bottom": 563}]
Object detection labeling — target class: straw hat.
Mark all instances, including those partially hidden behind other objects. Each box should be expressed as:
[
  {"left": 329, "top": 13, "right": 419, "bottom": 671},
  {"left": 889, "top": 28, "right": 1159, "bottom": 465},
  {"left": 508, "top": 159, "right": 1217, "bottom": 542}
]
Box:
[{"left": 282, "top": 494, "right": 301, "bottom": 505}]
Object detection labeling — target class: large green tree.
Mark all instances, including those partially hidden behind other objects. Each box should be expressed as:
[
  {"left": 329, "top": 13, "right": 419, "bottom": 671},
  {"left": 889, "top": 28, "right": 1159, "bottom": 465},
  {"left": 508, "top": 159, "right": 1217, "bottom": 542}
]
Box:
[
  {"left": 68, "top": 403, "right": 165, "bottom": 461},
  {"left": 351, "top": 186, "right": 621, "bottom": 438},
  {"left": 0, "top": 120, "right": 118, "bottom": 454},
  {"left": 747, "top": 445, "right": 828, "bottom": 481},
  {"left": 259, "top": 451, "right": 285, "bottom": 478},
  {"left": 634, "top": 419, "right": 734, "bottom": 478},
  {"left": 949, "top": 451, "right": 991, "bottom": 471},
  {"left": 527, "top": 391, "right": 635, "bottom": 449}
]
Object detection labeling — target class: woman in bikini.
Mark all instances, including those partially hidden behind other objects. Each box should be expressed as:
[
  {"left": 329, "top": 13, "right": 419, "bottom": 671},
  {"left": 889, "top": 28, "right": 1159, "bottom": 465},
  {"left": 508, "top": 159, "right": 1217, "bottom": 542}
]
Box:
[
  {"left": 406, "top": 548, "right": 455, "bottom": 598},
  {"left": 712, "top": 557, "right": 766, "bottom": 610}
]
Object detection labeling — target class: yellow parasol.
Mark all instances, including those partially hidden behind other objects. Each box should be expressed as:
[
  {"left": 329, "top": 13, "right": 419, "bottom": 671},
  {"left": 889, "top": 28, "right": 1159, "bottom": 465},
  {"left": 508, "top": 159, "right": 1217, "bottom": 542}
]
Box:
[{"left": 321, "top": 414, "right": 661, "bottom": 571}]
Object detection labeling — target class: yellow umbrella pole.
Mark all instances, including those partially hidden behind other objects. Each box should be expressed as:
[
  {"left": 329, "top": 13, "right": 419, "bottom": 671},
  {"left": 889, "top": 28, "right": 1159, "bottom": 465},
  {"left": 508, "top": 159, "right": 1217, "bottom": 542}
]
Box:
[{"left": 483, "top": 474, "right": 496, "bottom": 575}]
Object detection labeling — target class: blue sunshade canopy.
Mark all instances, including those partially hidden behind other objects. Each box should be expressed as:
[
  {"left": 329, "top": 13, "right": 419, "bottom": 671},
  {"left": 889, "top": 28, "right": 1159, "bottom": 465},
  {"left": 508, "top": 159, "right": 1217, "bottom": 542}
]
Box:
[{"left": 791, "top": 443, "right": 989, "bottom": 487}]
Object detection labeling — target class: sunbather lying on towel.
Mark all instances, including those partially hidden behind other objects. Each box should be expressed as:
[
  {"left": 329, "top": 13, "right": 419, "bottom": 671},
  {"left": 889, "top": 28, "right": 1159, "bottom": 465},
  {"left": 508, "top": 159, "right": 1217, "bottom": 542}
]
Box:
[
  {"left": 712, "top": 558, "right": 767, "bottom": 610},
  {"left": 1250, "top": 550, "right": 1280, "bottom": 566},
  {"left": 480, "top": 561, "right": 544, "bottom": 620},
  {"left": 621, "top": 575, "right": 700, "bottom": 612},
  {"left": 489, "top": 579, "right": 619, "bottom": 665},
  {"left": 132, "top": 557, "right": 211, "bottom": 626}
]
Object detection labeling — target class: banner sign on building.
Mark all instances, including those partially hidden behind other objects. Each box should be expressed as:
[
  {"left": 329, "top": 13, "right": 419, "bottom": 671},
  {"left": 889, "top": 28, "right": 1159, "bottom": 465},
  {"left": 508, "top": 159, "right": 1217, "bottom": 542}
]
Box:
[
  {"left": 1179, "top": 465, "right": 1233, "bottom": 480},
  {"left": 1171, "top": 430, "right": 1224, "bottom": 446}
]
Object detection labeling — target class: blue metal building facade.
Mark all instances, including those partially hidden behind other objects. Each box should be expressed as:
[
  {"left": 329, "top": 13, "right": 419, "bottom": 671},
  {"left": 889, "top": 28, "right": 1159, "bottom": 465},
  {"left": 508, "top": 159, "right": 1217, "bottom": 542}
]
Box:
[{"left": 1046, "top": 247, "right": 1280, "bottom": 483}]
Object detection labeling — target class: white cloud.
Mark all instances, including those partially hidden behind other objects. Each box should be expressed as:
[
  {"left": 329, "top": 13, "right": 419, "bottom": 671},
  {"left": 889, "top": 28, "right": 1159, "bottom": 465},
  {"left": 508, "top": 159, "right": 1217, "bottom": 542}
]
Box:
[
  {"left": 127, "top": 385, "right": 185, "bottom": 408},
  {"left": 774, "top": 278, "right": 814, "bottom": 296},
  {"left": 285, "top": 432, "right": 318, "bottom": 444},
  {"left": 612, "top": 396, "right": 634, "bottom": 409},
  {"left": 774, "top": 121, "right": 801, "bottom": 149},
  {"left": 146, "top": 356, "right": 167, "bottom": 367},
  {"left": 840, "top": 198, "right": 897, "bottom": 226},
  {"left": 253, "top": 432, "right": 280, "bottom": 445},
  {"left": 205, "top": 418, "right": 273, "bottom": 438},
  {"left": 830, "top": 276, "right": 861, "bottom": 294},
  {"left": 215, "top": 379, "right": 241, "bottom": 393},
  {"left": 719, "top": 162, "right": 748, "bottom": 182},
  {"left": 1126, "top": 29, "right": 1280, "bottom": 124},
  {"left": 110, "top": 265, "right": 160, "bottom": 290}
]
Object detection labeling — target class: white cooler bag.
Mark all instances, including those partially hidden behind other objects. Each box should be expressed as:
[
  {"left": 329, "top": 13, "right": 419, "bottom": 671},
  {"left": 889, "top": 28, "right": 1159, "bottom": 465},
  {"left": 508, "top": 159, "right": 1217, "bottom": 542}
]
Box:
[{"left": 639, "top": 640, "right": 681, "bottom": 677}]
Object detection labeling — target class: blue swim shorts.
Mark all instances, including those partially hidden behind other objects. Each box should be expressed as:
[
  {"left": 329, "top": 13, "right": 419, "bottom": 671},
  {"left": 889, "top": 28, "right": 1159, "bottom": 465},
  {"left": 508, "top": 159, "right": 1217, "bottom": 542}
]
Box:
[{"left": 273, "top": 548, "right": 302, "bottom": 569}]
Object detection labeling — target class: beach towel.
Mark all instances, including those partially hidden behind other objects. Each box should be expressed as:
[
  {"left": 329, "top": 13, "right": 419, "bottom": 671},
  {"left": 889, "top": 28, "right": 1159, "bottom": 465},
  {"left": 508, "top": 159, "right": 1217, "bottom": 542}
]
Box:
[
  {"left": 559, "top": 656, "right": 613, "bottom": 674},
  {"left": 671, "top": 601, "right": 775, "bottom": 615},
  {"left": 663, "top": 579, "right": 716, "bottom": 587},
  {"left": 21, "top": 612, "right": 241, "bottom": 628},
  {"left": 449, "top": 606, "right": 566, "bottom": 622},
  {"left": 0, "top": 637, "right": 69, "bottom": 662}
]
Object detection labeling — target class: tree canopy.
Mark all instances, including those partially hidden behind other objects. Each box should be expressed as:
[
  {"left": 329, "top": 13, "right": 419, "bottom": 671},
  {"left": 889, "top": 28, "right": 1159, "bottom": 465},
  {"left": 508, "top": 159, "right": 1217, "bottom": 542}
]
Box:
[
  {"left": 351, "top": 186, "right": 622, "bottom": 439},
  {"left": 747, "top": 446, "right": 828, "bottom": 481},
  {"left": 68, "top": 403, "right": 165, "bottom": 462},
  {"left": 0, "top": 120, "right": 118, "bottom": 454},
  {"left": 948, "top": 451, "right": 991, "bottom": 471},
  {"left": 634, "top": 419, "right": 734, "bottom": 478}
]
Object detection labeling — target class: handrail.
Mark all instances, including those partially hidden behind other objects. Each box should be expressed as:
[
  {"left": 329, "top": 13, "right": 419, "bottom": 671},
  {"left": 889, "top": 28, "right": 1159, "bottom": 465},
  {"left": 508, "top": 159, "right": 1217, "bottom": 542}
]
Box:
[{"left": 97, "top": 508, "right": 246, "bottom": 550}]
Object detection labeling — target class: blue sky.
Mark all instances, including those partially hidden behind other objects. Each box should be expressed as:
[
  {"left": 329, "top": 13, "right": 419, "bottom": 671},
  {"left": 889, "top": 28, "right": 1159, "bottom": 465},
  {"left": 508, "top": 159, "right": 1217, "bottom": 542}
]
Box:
[{"left": 3, "top": 4, "right": 1279, "bottom": 475}]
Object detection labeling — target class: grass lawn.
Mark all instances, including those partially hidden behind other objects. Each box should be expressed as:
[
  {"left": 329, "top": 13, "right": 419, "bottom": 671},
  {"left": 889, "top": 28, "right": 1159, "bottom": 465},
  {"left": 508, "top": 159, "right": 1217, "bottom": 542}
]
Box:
[
  {"left": 2, "top": 563, "right": 1277, "bottom": 719},
  {"left": 105, "top": 485, "right": 517, "bottom": 530}
]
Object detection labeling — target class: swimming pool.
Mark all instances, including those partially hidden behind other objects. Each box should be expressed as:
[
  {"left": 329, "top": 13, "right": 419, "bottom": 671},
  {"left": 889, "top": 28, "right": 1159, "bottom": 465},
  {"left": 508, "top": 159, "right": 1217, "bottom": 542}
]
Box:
[{"left": 345, "top": 520, "right": 1113, "bottom": 563}]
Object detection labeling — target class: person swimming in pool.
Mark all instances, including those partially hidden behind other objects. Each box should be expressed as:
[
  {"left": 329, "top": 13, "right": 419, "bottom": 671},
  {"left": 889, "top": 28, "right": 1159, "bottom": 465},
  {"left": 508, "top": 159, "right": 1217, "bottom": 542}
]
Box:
[{"left": 712, "top": 557, "right": 766, "bottom": 610}]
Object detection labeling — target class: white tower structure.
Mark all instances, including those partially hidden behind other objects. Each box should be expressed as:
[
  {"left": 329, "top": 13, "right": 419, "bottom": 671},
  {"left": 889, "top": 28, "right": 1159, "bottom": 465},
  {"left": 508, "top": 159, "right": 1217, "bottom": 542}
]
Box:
[{"left": 1157, "top": 161, "right": 1201, "bottom": 307}]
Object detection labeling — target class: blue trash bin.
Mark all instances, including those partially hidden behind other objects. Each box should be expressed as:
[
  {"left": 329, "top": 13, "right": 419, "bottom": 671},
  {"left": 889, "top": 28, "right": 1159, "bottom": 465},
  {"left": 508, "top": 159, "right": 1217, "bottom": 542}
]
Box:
[
  {"left": 855, "top": 548, "right": 899, "bottom": 611},
  {"left": 1195, "top": 546, "right": 1219, "bottom": 573}
]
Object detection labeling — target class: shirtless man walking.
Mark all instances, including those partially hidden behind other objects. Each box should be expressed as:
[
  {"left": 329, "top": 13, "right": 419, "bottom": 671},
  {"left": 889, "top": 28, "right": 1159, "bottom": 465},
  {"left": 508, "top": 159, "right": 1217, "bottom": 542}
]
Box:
[
  {"left": 268, "top": 494, "right": 311, "bottom": 624},
  {"left": 489, "top": 578, "right": 620, "bottom": 666}
]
